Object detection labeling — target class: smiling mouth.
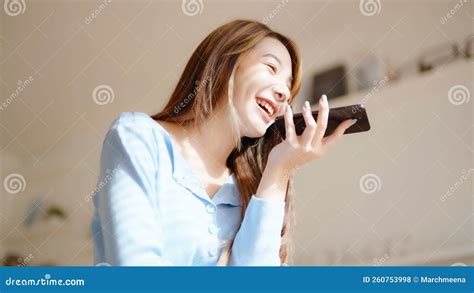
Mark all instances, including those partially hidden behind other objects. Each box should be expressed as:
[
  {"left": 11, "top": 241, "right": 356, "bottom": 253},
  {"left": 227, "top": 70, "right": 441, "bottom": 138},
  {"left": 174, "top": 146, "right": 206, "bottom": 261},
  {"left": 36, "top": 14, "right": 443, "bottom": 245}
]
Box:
[{"left": 256, "top": 97, "right": 275, "bottom": 117}]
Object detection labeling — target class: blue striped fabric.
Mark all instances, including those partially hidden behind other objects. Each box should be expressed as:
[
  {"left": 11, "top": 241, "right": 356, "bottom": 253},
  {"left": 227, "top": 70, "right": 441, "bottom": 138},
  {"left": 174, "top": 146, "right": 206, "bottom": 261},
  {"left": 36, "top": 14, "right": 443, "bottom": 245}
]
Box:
[{"left": 91, "top": 112, "right": 285, "bottom": 266}]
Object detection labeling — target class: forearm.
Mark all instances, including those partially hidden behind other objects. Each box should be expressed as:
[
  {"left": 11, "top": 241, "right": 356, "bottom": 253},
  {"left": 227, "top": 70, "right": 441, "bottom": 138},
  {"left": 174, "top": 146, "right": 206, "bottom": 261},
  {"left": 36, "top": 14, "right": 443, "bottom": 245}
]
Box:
[
  {"left": 228, "top": 163, "right": 290, "bottom": 265},
  {"left": 255, "top": 162, "right": 293, "bottom": 202}
]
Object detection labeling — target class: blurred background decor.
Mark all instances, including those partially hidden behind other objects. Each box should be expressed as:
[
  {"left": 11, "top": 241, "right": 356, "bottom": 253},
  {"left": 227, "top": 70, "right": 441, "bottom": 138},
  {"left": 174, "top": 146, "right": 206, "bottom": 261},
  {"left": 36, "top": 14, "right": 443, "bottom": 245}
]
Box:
[{"left": 312, "top": 64, "right": 348, "bottom": 103}]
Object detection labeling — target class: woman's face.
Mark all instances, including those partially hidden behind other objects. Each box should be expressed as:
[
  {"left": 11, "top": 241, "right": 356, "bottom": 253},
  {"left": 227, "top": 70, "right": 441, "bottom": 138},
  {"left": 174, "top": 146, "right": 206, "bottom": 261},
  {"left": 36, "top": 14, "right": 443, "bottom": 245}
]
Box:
[{"left": 231, "top": 37, "right": 293, "bottom": 138}]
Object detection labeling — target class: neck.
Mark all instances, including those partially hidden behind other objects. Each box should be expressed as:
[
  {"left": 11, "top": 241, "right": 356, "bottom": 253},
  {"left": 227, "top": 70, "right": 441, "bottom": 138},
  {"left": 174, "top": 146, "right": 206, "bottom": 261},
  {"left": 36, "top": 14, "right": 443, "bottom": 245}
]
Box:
[{"left": 180, "top": 104, "right": 237, "bottom": 177}]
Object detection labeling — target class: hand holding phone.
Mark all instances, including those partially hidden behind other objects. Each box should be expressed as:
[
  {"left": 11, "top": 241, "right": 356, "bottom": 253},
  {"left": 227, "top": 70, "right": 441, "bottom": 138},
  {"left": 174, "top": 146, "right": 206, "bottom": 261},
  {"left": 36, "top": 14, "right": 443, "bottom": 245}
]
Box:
[{"left": 274, "top": 103, "right": 371, "bottom": 139}]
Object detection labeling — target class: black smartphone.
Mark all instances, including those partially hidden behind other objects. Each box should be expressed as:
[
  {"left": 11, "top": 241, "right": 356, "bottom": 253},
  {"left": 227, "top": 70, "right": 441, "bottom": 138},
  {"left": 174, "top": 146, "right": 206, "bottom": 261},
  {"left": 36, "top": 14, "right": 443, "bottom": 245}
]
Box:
[{"left": 274, "top": 104, "right": 371, "bottom": 139}]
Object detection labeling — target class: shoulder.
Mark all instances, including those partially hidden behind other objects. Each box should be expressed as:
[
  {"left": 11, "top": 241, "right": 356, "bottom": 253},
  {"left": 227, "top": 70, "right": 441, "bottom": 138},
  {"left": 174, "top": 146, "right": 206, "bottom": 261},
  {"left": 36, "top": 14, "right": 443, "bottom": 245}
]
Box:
[
  {"left": 107, "top": 112, "right": 168, "bottom": 139},
  {"left": 104, "top": 112, "right": 172, "bottom": 151},
  {"left": 108, "top": 112, "right": 159, "bottom": 130}
]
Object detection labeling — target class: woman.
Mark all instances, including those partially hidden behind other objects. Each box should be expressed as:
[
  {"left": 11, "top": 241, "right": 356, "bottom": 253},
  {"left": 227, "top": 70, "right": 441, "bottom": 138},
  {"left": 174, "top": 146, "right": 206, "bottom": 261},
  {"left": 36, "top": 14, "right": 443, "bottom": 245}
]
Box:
[{"left": 91, "top": 20, "right": 356, "bottom": 266}]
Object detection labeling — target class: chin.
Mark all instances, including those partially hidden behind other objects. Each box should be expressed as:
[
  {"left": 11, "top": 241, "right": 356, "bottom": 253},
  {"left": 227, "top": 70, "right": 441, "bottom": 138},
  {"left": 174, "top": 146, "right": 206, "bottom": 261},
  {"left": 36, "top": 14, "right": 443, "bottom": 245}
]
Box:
[
  {"left": 243, "top": 118, "right": 268, "bottom": 138},
  {"left": 236, "top": 103, "right": 274, "bottom": 138}
]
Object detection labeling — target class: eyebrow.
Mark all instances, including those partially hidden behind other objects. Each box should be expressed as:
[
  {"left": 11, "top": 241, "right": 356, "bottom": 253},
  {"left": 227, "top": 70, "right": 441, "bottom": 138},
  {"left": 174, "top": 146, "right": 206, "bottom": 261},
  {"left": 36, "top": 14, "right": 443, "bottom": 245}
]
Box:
[{"left": 262, "top": 53, "right": 293, "bottom": 87}]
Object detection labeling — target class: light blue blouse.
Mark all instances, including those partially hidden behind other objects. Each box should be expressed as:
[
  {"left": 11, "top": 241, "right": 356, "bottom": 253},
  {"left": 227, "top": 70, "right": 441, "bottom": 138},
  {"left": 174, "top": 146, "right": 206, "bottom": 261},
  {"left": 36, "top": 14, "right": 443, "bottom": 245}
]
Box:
[{"left": 91, "top": 112, "right": 285, "bottom": 266}]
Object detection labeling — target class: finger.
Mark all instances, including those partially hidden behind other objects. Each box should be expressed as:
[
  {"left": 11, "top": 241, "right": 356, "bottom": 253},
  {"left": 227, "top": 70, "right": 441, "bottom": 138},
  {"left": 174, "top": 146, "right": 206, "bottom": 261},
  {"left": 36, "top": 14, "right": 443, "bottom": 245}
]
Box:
[
  {"left": 301, "top": 100, "right": 317, "bottom": 147},
  {"left": 284, "top": 104, "right": 296, "bottom": 141},
  {"left": 322, "top": 119, "right": 356, "bottom": 149},
  {"left": 312, "top": 94, "right": 329, "bottom": 145}
]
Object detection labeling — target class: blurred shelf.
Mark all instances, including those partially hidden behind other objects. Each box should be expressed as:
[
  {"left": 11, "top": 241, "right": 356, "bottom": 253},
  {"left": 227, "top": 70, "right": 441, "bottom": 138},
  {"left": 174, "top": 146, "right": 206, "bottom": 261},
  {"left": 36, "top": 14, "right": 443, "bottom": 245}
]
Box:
[{"left": 312, "top": 58, "right": 472, "bottom": 109}]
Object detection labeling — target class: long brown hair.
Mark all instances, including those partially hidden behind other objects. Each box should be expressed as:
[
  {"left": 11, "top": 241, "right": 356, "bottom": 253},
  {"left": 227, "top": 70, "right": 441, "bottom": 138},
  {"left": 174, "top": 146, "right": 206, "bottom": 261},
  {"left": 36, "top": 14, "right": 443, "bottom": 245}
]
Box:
[{"left": 151, "top": 19, "right": 302, "bottom": 265}]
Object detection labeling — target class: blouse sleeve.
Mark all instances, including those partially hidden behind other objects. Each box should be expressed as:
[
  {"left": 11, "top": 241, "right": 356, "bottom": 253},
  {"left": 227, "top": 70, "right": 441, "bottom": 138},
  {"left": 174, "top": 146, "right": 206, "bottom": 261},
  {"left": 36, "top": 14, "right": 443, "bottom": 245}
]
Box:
[
  {"left": 94, "top": 114, "right": 172, "bottom": 266},
  {"left": 229, "top": 195, "right": 285, "bottom": 266}
]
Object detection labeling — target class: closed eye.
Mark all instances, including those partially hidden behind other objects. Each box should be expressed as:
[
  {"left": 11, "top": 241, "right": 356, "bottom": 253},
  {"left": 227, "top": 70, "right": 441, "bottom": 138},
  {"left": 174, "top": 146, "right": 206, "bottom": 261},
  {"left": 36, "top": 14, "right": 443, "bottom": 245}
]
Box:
[{"left": 266, "top": 63, "right": 277, "bottom": 73}]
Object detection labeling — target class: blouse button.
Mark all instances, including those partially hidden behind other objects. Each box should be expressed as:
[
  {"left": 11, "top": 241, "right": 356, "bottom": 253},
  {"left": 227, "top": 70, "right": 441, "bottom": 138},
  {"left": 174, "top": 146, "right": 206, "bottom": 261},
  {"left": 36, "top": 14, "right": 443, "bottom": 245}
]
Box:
[
  {"left": 208, "top": 246, "right": 218, "bottom": 257},
  {"left": 208, "top": 224, "right": 218, "bottom": 235},
  {"left": 206, "top": 204, "right": 216, "bottom": 214}
]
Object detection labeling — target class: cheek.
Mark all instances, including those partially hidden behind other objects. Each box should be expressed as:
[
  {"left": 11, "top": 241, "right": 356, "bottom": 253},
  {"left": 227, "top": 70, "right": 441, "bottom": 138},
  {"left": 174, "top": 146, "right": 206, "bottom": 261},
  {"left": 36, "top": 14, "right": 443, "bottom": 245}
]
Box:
[
  {"left": 233, "top": 70, "right": 268, "bottom": 104},
  {"left": 232, "top": 73, "right": 253, "bottom": 108}
]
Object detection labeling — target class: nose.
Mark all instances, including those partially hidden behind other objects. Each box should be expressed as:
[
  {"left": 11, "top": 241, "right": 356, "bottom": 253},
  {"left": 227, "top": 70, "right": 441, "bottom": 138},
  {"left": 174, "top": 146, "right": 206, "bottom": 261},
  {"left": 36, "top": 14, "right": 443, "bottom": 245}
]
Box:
[{"left": 273, "top": 84, "right": 290, "bottom": 103}]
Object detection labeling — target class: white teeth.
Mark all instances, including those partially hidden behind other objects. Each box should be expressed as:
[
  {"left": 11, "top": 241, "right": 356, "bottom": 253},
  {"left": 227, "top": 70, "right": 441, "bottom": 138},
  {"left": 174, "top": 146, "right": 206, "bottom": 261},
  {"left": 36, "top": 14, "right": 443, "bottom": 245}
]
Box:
[{"left": 257, "top": 98, "right": 274, "bottom": 116}]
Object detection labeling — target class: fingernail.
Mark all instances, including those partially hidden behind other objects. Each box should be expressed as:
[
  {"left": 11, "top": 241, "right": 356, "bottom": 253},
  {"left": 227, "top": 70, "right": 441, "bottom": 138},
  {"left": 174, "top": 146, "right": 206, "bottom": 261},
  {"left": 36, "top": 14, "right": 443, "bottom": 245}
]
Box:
[
  {"left": 320, "top": 95, "right": 327, "bottom": 103},
  {"left": 351, "top": 119, "right": 357, "bottom": 125},
  {"left": 287, "top": 104, "right": 291, "bottom": 112},
  {"left": 304, "top": 100, "right": 310, "bottom": 109}
]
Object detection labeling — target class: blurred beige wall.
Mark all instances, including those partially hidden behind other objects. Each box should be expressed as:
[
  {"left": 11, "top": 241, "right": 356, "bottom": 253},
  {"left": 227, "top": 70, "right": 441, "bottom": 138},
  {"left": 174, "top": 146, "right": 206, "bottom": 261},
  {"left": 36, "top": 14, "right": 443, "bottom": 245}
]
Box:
[{"left": 0, "top": 0, "right": 472, "bottom": 266}]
